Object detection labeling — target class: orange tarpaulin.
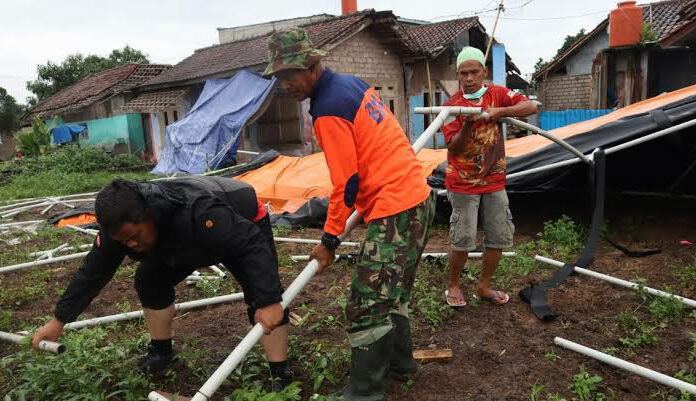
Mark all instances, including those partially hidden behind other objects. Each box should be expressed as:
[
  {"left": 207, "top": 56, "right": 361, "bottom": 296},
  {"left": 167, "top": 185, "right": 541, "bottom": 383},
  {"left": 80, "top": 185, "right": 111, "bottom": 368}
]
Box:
[
  {"left": 237, "top": 149, "right": 447, "bottom": 214},
  {"left": 55, "top": 214, "right": 97, "bottom": 227}
]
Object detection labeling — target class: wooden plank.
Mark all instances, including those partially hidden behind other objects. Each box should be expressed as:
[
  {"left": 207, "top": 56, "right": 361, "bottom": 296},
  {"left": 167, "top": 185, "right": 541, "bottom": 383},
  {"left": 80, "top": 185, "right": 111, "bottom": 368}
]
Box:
[{"left": 413, "top": 349, "right": 453, "bottom": 362}]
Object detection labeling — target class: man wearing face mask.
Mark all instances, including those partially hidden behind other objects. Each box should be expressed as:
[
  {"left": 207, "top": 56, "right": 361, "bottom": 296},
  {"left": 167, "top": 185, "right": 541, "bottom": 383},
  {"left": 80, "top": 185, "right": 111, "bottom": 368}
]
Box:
[
  {"left": 264, "top": 28, "right": 435, "bottom": 401},
  {"left": 31, "top": 176, "right": 293, "bottom": 390},
  {"left": 443, "top": 47, "right": 537, "bottom": 308}
]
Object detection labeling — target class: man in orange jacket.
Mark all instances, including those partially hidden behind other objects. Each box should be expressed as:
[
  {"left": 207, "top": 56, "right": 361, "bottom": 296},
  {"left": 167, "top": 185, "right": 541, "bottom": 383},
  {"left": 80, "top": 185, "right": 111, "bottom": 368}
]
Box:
[{"left": 265, "top": 28, "right": 435, "bottom": 401}]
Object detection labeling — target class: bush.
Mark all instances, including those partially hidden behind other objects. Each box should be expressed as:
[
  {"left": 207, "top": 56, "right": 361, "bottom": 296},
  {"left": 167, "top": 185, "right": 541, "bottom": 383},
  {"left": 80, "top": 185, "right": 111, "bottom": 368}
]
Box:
[
  {"left": 14, "top": 117, "right": 50, "bottom": 157},
  {"left": 537, "top": 215, "right": 584, "bottom": 260}
]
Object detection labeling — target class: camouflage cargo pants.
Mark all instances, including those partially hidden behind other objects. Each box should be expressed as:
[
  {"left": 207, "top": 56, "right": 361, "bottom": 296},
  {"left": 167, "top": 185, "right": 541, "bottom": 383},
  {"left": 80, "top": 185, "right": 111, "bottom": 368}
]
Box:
[{"left": 346, "top": 192, "right": 436, "bottom": 346}]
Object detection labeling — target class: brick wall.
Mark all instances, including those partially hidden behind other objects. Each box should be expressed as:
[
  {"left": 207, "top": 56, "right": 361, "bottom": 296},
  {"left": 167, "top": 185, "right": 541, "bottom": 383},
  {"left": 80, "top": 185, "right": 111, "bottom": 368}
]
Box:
[
  {"left": 323, "top": 30, "right": 408, "bottom": 130},
  {"left": 538, "top": 74, "right": 593, "bottom": 110}
]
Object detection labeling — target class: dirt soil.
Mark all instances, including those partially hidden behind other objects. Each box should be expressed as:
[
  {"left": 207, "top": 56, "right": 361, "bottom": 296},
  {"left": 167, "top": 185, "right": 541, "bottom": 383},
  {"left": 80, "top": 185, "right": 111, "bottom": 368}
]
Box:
[{"left": 1, "top": 192, "right": 695, "bottom": 400}]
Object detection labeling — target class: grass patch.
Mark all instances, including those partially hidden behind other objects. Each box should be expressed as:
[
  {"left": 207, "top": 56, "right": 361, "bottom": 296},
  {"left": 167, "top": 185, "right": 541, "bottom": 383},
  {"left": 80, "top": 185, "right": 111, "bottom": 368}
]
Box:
[
  {"left": 412, "top": 259, "right": 454, "bottom": 327},
  {"left": 536, "top": 215, "right": 584, "bottom": 261},
  {"left": 0, "top": 326, "right": 157, "bottom": 401},
  {"left": 0, "top": 144, "right": 154, "bottom": 201}
]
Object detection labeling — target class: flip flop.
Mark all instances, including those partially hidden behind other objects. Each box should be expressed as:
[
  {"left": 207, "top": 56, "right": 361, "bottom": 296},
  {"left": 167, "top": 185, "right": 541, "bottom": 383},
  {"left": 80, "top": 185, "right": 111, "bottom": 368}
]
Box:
[
  {"left": 476, "top": 290, "right": 510, "bottom": 305},
  {"left": 445, "top": 289, "right": 467, "bottom": 307}
]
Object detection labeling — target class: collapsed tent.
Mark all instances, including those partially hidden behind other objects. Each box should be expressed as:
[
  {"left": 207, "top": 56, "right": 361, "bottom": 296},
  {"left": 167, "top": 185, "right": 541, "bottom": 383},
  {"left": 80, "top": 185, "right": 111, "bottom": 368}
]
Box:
[
  {"left": 236, "top": 149, "right": 446, "bottom": 218},
  {"left": 153, "top": 70, "right": 276, "bottom": 175}
]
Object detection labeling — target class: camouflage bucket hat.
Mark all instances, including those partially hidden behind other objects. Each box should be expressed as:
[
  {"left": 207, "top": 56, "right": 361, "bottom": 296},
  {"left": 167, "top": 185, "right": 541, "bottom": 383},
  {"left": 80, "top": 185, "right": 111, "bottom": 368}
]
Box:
[{"left": 263, "top": 28, "right": 327, "bottom": 77}]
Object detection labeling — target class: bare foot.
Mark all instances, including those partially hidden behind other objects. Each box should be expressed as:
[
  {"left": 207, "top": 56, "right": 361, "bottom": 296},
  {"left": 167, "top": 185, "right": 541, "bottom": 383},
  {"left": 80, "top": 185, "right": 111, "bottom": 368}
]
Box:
[
  {"left": 445, "top": 286, "right": 467, "bottom": 307},
  {"left": 476, "top": 288, "right": 509, "bottom": 305}
]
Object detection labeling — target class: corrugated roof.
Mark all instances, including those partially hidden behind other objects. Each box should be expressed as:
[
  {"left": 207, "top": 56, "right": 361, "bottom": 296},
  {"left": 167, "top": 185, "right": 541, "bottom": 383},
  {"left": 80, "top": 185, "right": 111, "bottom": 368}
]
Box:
[{"left": 28, "top": 63, "right": 170, "bottom": 119}]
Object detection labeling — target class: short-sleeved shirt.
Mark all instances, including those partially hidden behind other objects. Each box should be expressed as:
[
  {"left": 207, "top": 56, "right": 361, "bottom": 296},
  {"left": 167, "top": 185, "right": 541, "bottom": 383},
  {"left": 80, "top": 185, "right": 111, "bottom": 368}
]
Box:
[{"left": 442, "top": 85, "right": 528, "bottom": 194}]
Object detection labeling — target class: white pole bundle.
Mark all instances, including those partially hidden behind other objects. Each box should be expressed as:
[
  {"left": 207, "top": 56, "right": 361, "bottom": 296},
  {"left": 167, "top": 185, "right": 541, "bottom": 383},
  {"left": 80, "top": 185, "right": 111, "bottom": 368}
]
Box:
[
  {"left": 0, "top": 331, "right": 66, "bottom": 354},
  {"left": 148, "top": 107, "right": 483, "bottom": 401},
  {"left": 65, "top": 293, "right": 245, "bottom": 330},
  {"left": 555, "top": 337, "right": 696, "bottom": 395},
  {"left": 0, "top": 251, "right": 89, "bottom": 274},
  {"left": 289, "top": 251, "right": 517, "bottom": 262},
  {"left": 273, "top": 237, "right": 360, "bottom": 247},
  {"left": 65, "top": 225, "right": 98, "bottom": 236},
  {"left": 535, "top": 255, "right": 696, "bottom": 308}
]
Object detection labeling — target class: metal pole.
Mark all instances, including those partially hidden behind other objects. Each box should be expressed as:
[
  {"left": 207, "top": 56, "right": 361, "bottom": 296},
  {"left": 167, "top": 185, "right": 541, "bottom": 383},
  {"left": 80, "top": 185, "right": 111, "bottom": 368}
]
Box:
[
  {"left": 65, "top": 293, "right": 244, "bottom": 330},
  {"left": 506, "top": 116, "right": 696, "bottom": 181},
  {"left": 555, "top": 337, "right": 696, "bottom": 394},
  {"left": 535, "top": 255, "right": 696, "bottom": 308},
  {"left": 273, "top": 237, "right": 360, "bottom": 247},
  {"left": 149, "top": 106, "right": 458, "bottom": 401},
  {"left": 290, "top": 251, "right": 517, "bottom": 261},
  {"left": 0, "top": 331, "right": 66, "bottom": 354},
  {"left": 413, "top": 106, "right": 591, "bottom": 164},
  {"left": 0, "top": 251, "right": 89, "bottom": 274}
]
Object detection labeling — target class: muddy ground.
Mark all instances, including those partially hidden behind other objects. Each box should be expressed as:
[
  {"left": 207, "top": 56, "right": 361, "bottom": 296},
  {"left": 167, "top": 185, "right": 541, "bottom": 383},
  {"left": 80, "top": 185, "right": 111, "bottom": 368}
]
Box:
[{"left": 1, "top": 191, "right": 695, "bottom": 400}]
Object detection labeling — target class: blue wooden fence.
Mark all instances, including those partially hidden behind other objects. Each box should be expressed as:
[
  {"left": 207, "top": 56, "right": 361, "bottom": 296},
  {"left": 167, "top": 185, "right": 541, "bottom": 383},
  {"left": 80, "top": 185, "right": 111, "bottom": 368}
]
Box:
[{"left": 540, "top": 109, "right": 612, "bottom": 131}]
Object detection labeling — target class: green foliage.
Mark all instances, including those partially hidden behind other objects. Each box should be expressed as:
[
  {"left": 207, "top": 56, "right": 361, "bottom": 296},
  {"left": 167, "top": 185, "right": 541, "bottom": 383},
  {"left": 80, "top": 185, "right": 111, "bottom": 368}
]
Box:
[
  {"left": 271, "top": 224, "right": 291, "bottom": 237},
  {"left": 544, "top": 350, "right": 561, "bottom": 362},
  {"left": 529, "top": 383, "right": 546, "bottom": 401},
  {"left": 0, "top": 310, "right": 12, "bottom": 330},
  {"left": 0, "top": 144, "right": 152, "bottom": 201},
  {"left": 290, "top": 338, "right": 350, "bottom": 393},
  {"left": 568, "top": 366, "right": 608, "bottom": 401},
  {"left": 533, "top": 29, "right": 586, "bottom": 77},
  {"left": 546, "top": 394, "right": 568, "bottom": 401},
  {"left": 689, "top": 333, "right": 696, "bottom": 363},
  {"left": 14, "top": 117, "right": 50, "bottom": 157},
  {"left": 537, "top": 215, "right": 584, "bottom": 260},
  {"left": 1, "top": 327, "right": 154, "bottom": 401},
  {"left": 640, "top": 23, "right": 659, "bottom": 44},
  {"left": 412, "top": 260, "right": 454, "bottom": 327},
  {"left": 676, "top": 257, "right": 696, "bottom": 291},
  {"left": 637, "top": 284, "right": 684, "bottom": 323},
  {"left": 615, "top": 310, "right": 658, "bottom": 354},
  {"left": 26, "top": 46, "right": 149, "bottom": 103},
  {"left": 670, "top": 370, "right": 696, "bottom": 401},
  {"left": 0, "top": 86, "right": 25, "bottom": 133},
  {"left": 226, "top": 382, "right": 303, "bottom": 401}
]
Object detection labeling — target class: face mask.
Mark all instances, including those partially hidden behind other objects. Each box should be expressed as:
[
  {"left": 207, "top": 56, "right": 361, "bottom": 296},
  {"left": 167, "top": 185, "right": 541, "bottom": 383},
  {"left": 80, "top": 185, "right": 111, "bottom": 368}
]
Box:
[{"left": 463, "top": 86, "right": 487, "bottom": 100}]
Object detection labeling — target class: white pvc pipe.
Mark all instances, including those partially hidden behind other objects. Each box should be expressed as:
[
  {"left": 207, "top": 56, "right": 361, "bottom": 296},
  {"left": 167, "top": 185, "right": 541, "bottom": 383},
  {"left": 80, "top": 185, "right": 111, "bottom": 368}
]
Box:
[
  {"left": 65, "top": 292, "right": 245, "bottom": 330},
  {"left": 0, "top": 331, "right": 66, "bottom": 354},
  {"left": 1, "top": 198, "right": 95, "bottom": 218},
  {"left": 0, "top": 220, "right": 44, "bottom": 228},
  {"left": 507, "top": 117, "right": 696, "bottom": 181},
  {"left": 148, "top": 100, "right": 453, "bottom": 401},
  {"left": 273, "top": 237, "right": 360, "bottom": 247},
  {"left": 535, "top": 255, "right": 696, "bottom": 308},
  {"left": 555, "top": 337, "right": 696, "bottom": 394},
  {"left": 289, "top": 251, "right": 517, "bottom": 261},
  {"left": 185, "top": 275, "right": 223, "bottom": 282},
  {"left": 209, "top": 264, "right": 227, "bottom": 278},
  {"left": 0, "top": 199, "right": 47, "bottom": 211},
  {"left": 35, "top": 243, "right": 70, "bottom": 261},
  {"left": 29, "top": 244, "right": 92, "bottom": 257},
  {"left": 66, "top": 225, "right": 98, "bottom": 236},
  {"left": 0, "top": 251, "right": 89, "bottom": 274},
  {"left": 236, "top": 150, "right": 260, "bottom": 156},
  {"left": 414, "top": 106, "right": 590, "bottom": 164}
]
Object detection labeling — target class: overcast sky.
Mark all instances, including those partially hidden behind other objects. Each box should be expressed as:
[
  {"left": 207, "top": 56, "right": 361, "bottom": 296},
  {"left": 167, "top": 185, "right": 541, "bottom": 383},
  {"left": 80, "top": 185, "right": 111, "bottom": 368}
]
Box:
[{"left": 0, "top": 0, "right": 659, "bottom": 103}]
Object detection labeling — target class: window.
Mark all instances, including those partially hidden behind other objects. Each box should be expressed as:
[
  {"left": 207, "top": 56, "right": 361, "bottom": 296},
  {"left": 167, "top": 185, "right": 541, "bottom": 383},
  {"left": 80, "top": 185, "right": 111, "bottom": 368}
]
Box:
[
  {"left": 163, "top": 111, "right": 169, "bottom": 126},
  {"left": 173, "top": 110, "right": 179, "bottom": 122},
  {"left": 389, "top": 99, "right": 395, "bottom": 113}
]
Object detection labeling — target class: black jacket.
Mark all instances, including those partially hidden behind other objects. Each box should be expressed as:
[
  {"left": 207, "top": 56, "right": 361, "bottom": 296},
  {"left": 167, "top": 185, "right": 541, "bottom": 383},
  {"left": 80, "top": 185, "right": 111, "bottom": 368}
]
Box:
[{"left": 55, "top": 177, "right": 281, "bottom": 323}]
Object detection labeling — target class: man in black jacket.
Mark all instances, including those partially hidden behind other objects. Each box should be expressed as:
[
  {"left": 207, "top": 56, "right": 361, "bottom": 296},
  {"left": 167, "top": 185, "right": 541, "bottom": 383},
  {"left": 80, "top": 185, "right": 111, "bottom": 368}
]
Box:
[{"left": 31, "top": 176, "right": 292, "bottom": 389}]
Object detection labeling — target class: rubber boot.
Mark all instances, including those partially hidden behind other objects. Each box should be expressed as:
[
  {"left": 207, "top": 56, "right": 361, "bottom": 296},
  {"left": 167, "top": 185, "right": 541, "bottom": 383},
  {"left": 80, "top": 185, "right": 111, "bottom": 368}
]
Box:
[
  {"left": 138, "top": 344, "right": 180, "bottom": 375},
  {"left": 388, "top": 314, "right": 417, "bottom": 380},
  {"left": 268, "top": 364, "right": 294, "bottom": 392},
  {"left": 340, "top": 331, "right": 393, "bottom": 401}
]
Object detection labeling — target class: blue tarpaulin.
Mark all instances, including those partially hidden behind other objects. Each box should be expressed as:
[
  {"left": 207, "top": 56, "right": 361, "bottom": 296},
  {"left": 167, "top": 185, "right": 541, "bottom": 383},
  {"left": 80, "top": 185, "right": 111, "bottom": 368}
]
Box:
[
  {"left": 153, "top": 70, "right": 276, "bottom": 175},
  {"left": 51, "top": 124, "right": 86, "bottom": 145}
]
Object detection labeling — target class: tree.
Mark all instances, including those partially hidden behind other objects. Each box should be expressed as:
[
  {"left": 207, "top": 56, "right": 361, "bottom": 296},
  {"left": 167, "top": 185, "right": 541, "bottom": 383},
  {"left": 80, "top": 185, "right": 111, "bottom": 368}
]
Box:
[
  {"left": 26, "top": 46, "right": 149, "bottom": 104},
  {"left": 533, "top": 29, "right": 587, "bottom": 77},
  {"left": 0, "top": 87, "right": 25, "bottom": 134}
]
